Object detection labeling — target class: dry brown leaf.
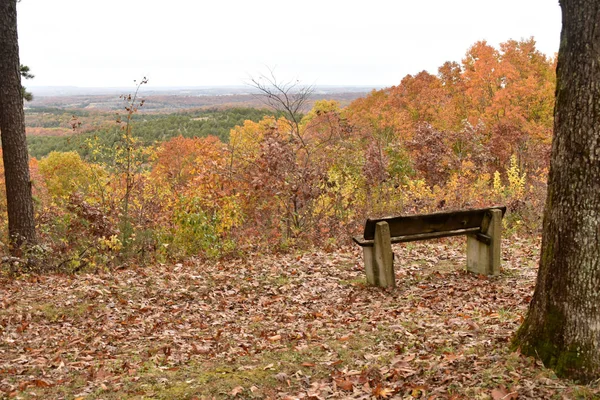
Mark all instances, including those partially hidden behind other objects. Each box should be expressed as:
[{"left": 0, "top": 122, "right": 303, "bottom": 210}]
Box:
[
  {"left": 443, "top": 353, "right": 460, "bottom": 362},
  {"left": 491, "top": 387, "right": 518, "bottom": 400},
  {"left": 335, "top": 378, "right": 353, "bottom": 391},
  {"left": 373, "top": 383, "right": 394, "bottom": 398},
  {"left": 230, "top": 386, "right": 244, "bottom": 396}
]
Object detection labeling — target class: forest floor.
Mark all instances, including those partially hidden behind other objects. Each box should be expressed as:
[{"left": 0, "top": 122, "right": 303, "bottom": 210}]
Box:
[{"left": 1, "top": 236, "right": 599, "bottom": 400}]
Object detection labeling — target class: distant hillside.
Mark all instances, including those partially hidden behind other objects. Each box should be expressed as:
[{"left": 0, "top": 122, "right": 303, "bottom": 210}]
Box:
[
  {"left": 25, "top": 86, "right": 374, "bottom": 159},
  {"left": 26, "top": 86, "right": 374, "bottom": 112},
  {"left": 26, "top": 107, "right": 283, "bottom": 159}
]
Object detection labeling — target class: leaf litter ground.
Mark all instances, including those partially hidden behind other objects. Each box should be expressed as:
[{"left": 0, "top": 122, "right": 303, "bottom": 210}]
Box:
[{"left": 1, "top": 236, "right": 599, "bottom": 399}]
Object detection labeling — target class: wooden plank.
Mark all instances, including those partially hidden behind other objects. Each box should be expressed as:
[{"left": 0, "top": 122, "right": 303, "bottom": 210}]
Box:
[
  {"left": 355, "top": 227, "right": 482, "bottom": 247},
  {"left": 475, "top": 232, "right": 492, "bottom": 246},
  {"left": 467, "top": 209, "right": 502, "bottom": 276},
  {"left": 362, "top": 206, "right": 506, "bottom": 240},
  {"left": 353, "top": 235, "right": 370, "bottom": 246}
]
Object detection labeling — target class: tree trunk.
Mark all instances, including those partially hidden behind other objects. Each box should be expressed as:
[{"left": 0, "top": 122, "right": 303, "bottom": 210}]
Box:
[
  {"left": 512, "top": 0, "right": 600, "bottom": 383},
  {"left": 0, "top": 0, "right": 36, "bottom": 250}
]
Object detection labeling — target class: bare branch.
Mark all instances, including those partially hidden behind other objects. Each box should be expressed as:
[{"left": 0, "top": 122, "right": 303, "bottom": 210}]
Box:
[{"left": 247, "top": 68, "right": 314, "bottom": 146}]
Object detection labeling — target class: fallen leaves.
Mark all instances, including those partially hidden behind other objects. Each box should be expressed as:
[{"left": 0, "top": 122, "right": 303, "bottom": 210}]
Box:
[{"left": 0, "top": 237, "right": 597, "bottom": 398}]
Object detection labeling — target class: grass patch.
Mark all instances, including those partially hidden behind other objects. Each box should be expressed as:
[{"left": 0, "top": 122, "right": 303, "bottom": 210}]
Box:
[{"left": 338, "top": 277, "right": 366, "bottom": 286}]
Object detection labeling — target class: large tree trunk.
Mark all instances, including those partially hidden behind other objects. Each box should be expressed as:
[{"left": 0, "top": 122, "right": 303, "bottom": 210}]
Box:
[
  {"left": 513, "top": 0, "right": 600, "bottom": 383},
  {"left": 0, "top": 0, "right": 36, "bottom": 249}
]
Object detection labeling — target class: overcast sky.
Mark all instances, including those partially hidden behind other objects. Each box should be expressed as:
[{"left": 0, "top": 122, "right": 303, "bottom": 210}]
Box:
[{"left": 17, "top": 0, "right": 561, "bottom": 89}]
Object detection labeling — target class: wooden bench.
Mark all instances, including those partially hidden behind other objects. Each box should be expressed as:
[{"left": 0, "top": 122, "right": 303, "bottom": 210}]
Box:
[{"left": 353, "top": 206, "right": 506, "bottom": 287}]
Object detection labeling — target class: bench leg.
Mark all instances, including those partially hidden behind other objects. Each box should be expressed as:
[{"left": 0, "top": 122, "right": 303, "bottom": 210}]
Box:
[
  {"left": 363, "top": 221, "right": 395, "bottom": 287},
  {"left": 467, "top": 209, "right": 502, "bottom": 276}
]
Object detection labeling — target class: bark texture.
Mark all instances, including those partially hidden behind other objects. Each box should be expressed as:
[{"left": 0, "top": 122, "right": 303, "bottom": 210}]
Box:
[
  {"left": 513, "top": 0, "right": 600, "bottom": 383},
  {"left": 0, "top": 0, "right": 36, "bottom": 248}
]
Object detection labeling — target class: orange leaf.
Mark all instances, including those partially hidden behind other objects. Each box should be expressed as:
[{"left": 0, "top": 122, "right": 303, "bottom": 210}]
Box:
[
  {"left": 335, "top": 379, "right": 353, "bottom": 391},
  {"left": 33, "top": 379, "right": 52, "bottom": 388}
]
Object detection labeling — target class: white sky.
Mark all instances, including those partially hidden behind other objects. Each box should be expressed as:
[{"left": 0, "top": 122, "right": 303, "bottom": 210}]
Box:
[{"left": 17, "top": 0, "right": 561, "bottom": 88}]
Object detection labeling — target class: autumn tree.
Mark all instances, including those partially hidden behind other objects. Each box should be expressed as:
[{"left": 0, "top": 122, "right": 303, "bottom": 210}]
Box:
[
  {"left": 152, "top": 135, "right": 237, "bottom": 257},
  {"left": 0, "top": 0, "right": 36, "bottom": 250},
  {"left": 153, "top": 136, "right": 213, "bottom": 194},
  {"left": 461, "top": 41, "right": 503, "bottom": 118},
  {"left": 513, "top": 0, "right": 600, "bottom": 382},
  {"left": 232, "top": 78, "right": 356, "bottom": 243},
  {"left": 247, "top": 73, "right": 322, "bottom": 238}
]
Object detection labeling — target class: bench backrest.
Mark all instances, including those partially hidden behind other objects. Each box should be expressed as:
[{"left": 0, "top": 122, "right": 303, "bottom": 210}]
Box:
[{"left": 362, "top": 206, "right": 507, "bottom": 240}]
